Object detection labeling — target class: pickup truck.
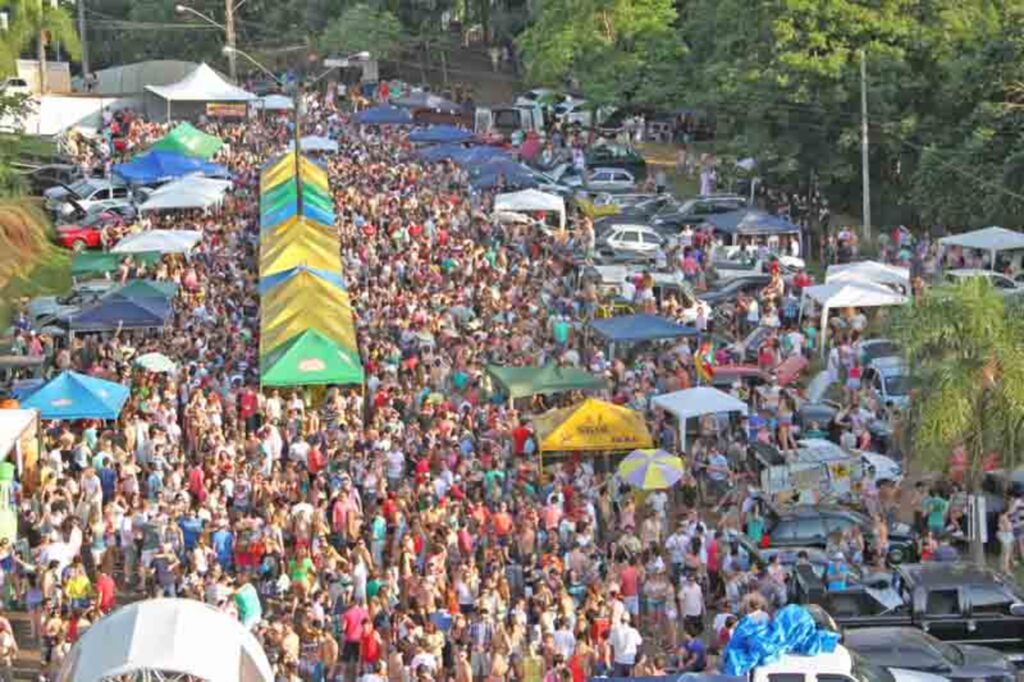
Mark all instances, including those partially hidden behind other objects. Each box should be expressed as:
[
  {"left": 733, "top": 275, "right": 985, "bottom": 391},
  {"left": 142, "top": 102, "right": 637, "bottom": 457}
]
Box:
[{"left": 796, "top": 562, "right": 1024, "bottom": 663}]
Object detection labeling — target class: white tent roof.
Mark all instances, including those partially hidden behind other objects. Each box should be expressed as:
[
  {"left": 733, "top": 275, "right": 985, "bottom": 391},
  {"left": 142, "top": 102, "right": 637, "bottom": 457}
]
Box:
[
  {"left": 255, "top": 94, "right": 293, "bottom": 110},
  {"left": 938, "top": 226, "right": 1024, "bottom": 253},
  {"left": 0, "top": 409, "right": 36, "bottom": 460},
  {"left": 138, "top": 177, "right": 231, "bottom": 212},
  {"left": 145, "top": 63, "right": 256, "bottom": 102},
  {"left": 826, "top": 260, "right": 910, "bottom": 288},
  {"left": 291, "top": 135, "right": 339, "bottom": 153},
  {"left": 112, "top": 229, "right": 203, "bottom": 254},
  {"left": 494, "top": 189, "right": 566, "bottom": 229},
  {"left": 91, "top": 60, "right": 202, "bottom": 96},
  {"left": 803, "top": 280, "right": 908, "bottom": 309},
  {"left": 652, "top": 387, "right": 749, "bottom": 421},
  {"left": 60, "top": 598, "right": 273, "bottom": 682}
]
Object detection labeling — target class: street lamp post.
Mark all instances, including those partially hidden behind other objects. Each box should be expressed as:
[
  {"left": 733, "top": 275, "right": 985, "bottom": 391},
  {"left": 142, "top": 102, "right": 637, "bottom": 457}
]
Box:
[
  {"left": 222, "top": 46, "right": 369, "bottom": 212},
  {"left": 175, "top": 2, "right": 243, "bottom": 82}
]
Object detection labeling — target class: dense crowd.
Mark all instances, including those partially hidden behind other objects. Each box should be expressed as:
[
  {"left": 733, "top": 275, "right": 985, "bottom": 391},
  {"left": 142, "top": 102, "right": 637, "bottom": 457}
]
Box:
[{"left": 4, "top": 92, "right": 1024, "bottom": 682}]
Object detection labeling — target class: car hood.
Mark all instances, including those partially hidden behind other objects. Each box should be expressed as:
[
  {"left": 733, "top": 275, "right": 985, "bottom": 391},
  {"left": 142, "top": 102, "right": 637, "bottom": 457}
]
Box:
[
  {"left": 955, "top": 644, "right": 1014, "bottom": 672},
  {"left": 27, "top": 298, "right": 75, "bottom": 318},
  {"left": 889, "top": 669, "right": 954, "bottom": 682},
  {"left": 43, "top": 185, "right": 73, "bottom": 200}
]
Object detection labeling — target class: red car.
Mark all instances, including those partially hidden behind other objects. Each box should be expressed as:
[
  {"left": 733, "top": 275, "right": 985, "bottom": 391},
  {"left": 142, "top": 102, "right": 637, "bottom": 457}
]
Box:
[{"left": 55, "top": 211, "right": 124, "bottom": 251}]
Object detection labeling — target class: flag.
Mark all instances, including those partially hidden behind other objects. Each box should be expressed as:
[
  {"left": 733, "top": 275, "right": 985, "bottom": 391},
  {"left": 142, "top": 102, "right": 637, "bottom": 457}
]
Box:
[{"left": 695, "top": 340, "right": 716, "bottom": 384}]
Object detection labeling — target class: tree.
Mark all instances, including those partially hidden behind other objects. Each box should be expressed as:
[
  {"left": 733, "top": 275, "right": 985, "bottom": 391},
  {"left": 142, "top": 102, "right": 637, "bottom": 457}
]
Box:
[
  {"left": 889, "top": 278, "right": 1024, "bottom": 564},
  {"left": 319, "top": 4, "right": 405, "bottom": 61},
  {"left": 515, "top": 0, "right": 685, "bottom": 108},
  {"left": 0, "top": 0, "right": 81, "bottom": 92}
]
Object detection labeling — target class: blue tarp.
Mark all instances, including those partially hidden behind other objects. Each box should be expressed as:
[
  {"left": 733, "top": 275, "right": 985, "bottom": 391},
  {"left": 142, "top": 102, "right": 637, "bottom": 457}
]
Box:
[
  {"left": 353, "top": 105, "right": 413, "bottom": 125},
  {"left": 703, "top": 209, "right": 801, "bottom": 237},
  {"left": 453, "top": 146, "right": 513, "bottom": 169},
  {"left": 113, "top": 151, "right": 230, "bottom": 184},
  {"left": 259, "top": 266, "right": 348, "bottom": 295},
  {"left": 409, "top": 125, "right": 475, "bottom": 144},
  {"left": 66, "top": 294, "right": 172, "bottom": 331},
  {"left": 721, "top": 605, "right": 841, "bottom": 677},
  {"left": 469, "top": 159, "right": 538, "bottom": 189},
  {"left": 22, "top": 370, "right": 130, "bottom": 420},
  {"left": 417, "top": 143, "right": 473, "bottom": 163},
  {"left": 590, "top": 314, "right": 698, "bottom": 343}
]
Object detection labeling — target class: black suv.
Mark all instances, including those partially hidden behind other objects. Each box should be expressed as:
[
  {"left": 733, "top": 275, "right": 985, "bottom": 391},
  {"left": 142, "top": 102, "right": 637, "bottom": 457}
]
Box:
[
  {"left": 764, "top": 505, "right": 918, "bottom": 564},
  {"left": 649, "top": 194, "right": 748, "bottom": 232}
]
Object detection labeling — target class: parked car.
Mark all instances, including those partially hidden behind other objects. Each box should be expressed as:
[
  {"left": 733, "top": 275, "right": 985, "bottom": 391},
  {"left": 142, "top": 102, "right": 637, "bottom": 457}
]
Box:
[
  {"left": 649, "top": 194, "right": 747, "bottom": 232},
  {"left": 55, "top": 210, "right": 126, "bottom": 251},
  {"left": 844, "top": 627, "right": 1015, "bottom": 682},
  {"left": 0, "top": 77, "right": 30, "bottom": 96},
  {"left": 552, "top": 98, "right": 616, "bottom": 128},
  {"left": 593, "top": 194, "right": 679, "bottom": 225},
  {"left": 763, "top": 505, "right": 917, "bottom": 564},
  {"left": 44, "top": 178, "right": 143, "bottom": 218},
  {"left": 819, "top": 562, "right": 1024, "bottom": 663},
  {"left": 945, "top": 268, "right": 1024, "bottom": 296},
  {"left": 855, "top": 338, "right": 902, "bottom": 366},
  {"left": 751, "top": 643, "right": 953, "bottom": 682},
  {"left": 514, "top": 88, "right": 560, "bottom": 107},
  {"left": 862, "top": 356, "right": 910, "bottom": 408},
  {"left": 701, "top": 274, "right": 772, "bottom": 306},
  {"left": 596, "top": 224, "right": 665, "bottom": 259},
  {"left": 579, "top": 167, "right": 637, "bottom": 194},
  {"left": 26, "top": 281, "right": 119, "bottom": 328},
  {"left": 585, "top": 143, "right": 647, "bottom": 179},
  {"left": 14, "top": 162, "right": 84, "bottom": 196}
]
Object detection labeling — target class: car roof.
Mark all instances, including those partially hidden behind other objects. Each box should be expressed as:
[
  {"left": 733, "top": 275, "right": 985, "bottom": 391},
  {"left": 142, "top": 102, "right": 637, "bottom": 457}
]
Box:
[
  {"left": 898, "top": 562, "right": 1005, "bottom": 586},
  {"left": 946, "top": 268, "right": 1004, "bottom": 278},
  {"left": 591, "top": 166, "right": 632, "bottom": 174},
  {"left": 778, "top": 505, "right": 864, "bottom": 520},
  {"left": 870, "top": 356, "right": 907, "bottom": 374},
  {"left": 844, "top": 626, "right": 933, "bottom": 649}
]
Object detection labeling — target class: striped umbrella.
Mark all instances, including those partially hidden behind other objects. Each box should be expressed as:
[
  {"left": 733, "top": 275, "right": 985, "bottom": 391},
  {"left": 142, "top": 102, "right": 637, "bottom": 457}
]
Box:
[{"left": 618, "top": 449, "right": 685, "bottom": 490}]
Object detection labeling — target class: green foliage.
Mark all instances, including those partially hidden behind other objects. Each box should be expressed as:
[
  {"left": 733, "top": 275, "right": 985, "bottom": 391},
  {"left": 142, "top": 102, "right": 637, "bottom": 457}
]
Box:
[
  {"left": 515, "top": 0, "right": 685, "bottom": 107},
  {"left": 0, "top": 0, "right": 81, "bottom": 73},
  {"left": 889, "top": 278, "right": 1024, "bottom": 493},
  {"left": 319, "top": 4, "right": 406, "bottom": 61}
]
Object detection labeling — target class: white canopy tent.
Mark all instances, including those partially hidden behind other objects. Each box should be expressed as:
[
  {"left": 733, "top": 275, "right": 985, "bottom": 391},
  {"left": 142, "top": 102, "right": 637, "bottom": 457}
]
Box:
[
  {"left": 825, "top": 260, "right": 910, "bottom": 290},
  {"left": 291, "top": 135, "right": 339, "bottom": 153},
  {"left": 112, "top": 230, "right": 203, "bottom": 254},
  {"left": 801, "top": 281, "right": 909, "bottom": 356},
  {"left": 138, "top": 177, "right": 232, "bottom": 212},
  {"left": 255, "top": 94, "right": 294, "bottom": 111},
  {"left": 59, "top": 598, "right": 274, "bottom": 682},
  {"left": 145, "top": 63, "right": 255, "bottom": 121},
  {"left": 938, "top": 227, "right": 1024, "bottom": 269},
  {"left": 494, "top": 189, "right": 566, "bottom": 229},
  {"left": 652, "top": 387, "right": 749, "bottom": 452}
]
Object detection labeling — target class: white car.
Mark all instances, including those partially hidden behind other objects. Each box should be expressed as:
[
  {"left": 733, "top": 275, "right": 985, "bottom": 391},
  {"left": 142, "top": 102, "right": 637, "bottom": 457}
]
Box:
[
  {"left": 26, "top": 280, "right": 119, "bottom": 328},
  {"left": 796, "top": 438, "right": 904, "bottom": 485},
  {"left": 752, "top": 643, "right": 953, "bottom": 682},
  {"left": 0, "top": 77, "right": 30, "bottom": 96},
  {"left": 862, "top": 355, "right": 910, "bottom": 408},
  {"left": 597, "top": 224, "right": 664, "bottom": 257},
  {"left": 945, "top": 268, "right": 1024, "bottom": 296},
  {"left": 45, "top": 179, "right": 143, "bottom": 218}
]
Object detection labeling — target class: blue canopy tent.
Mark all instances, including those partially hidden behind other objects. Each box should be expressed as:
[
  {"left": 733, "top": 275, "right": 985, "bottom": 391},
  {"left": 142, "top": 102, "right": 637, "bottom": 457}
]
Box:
[
  {"left": 470, "top": 159, "right": 538, "bottom": 190},
  {"left": 260, "top": 199, "right": 335, "bottom": 231},
  {"left": 65, "top": 295, "right": 172, "bottom": 331},
  {"left": 417, "top": 143, "right": 474, "bottom": 163},
  {"left": 113, "top": 151, "right": 230, "bottom": 185},
  {"left": 409, "top": 125, "right": 475, "bottom": 144},
  {"left": 590, "top": 314, "right": 697, "bottom": 344},
  {"left": 259, "top": 266, "right": 348, "bottom": 295},
  {"left": 702, "top": 209, "right": 802, "bottom": 242},
  {"left": 353, "top": 105, "right": 413, "bottom": 125},
  {"left": 22, "top": 370, "right": 130, "bottom": 420},
  {"left": 453, "top": 146, "right": 513, "bottom": 169}
]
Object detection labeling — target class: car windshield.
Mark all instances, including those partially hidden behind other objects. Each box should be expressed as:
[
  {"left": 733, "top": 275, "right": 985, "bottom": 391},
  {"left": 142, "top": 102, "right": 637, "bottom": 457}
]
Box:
[
  {"left": 851, "top": 651, "right": 895, "bottom": 682},
  {"left": 863, "top": 341, "right": 899, "bottom": 362},
  {"left": 883, "top": 374, "right": 909, "bottom": 396},
  {"left": 928, "top": 639, "right": 964, "bottom": 666},
  {"left": 68, "top": 179, "right": 97, "bottom": 196}
]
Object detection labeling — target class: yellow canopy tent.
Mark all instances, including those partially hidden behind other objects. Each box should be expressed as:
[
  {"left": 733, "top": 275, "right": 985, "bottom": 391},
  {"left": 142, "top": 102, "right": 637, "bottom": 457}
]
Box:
[
  {"left": 262, "top": 215, "right": 336, "bottom": 243},
  {"left": 262, "top": 282, "right": 353, "bottom": 329},
  {"left": 259, "top": 230, "right": 341, "bottom": 276},
  {"left": 261, "top": 306, "right": 358, "bottom": 357},
  {"left": 534, "top": 398, "right": 654, "bottom": 453},
  {"left": 261, "top": 152, "right": 328, "bottom": 193}
]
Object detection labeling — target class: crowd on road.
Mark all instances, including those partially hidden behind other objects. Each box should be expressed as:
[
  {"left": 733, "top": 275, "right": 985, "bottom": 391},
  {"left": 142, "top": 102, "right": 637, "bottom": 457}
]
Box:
[{"left": 4, "top": 91, "right": 1024, "bottom": 682}]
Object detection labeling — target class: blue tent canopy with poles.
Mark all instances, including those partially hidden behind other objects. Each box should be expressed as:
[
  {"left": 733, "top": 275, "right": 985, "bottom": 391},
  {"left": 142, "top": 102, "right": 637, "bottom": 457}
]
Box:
[
  {"left": 22, "top": 370, "right": 130, "bottom": 420},
  {"left": 589, "top": 314, "right": 698, "bottom": 343},
  {"left": 353, "top": 105, "right": 413, "bottom": 125},
  {"left": 409, "top": 125, "right": 475, "bottom": 144},
  {"left": 702, "top": 209, "right": 802, "bottom": 237},
  {"left": 469, "top": 159, "right": 538, "bottom": 189},
  {"left": 65, "top": 295, "right": 172, "bottom": 331},
  {"left": 453, "top": 146, "right": 512, "bottom": 168},
  {"left": 113, "top": 150, "right": 230, "bottom": 184}
]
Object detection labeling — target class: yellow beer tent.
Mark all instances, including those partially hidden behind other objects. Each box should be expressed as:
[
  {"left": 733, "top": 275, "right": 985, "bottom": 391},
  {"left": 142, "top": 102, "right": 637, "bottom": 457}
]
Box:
[
  {"left": 262, "top": 282, "right": 353, "bottom": 332},
  {"left": 261, "top": 305, "right": 358, "bottom": 357},
  {"left": 534, "top": 398, "right": 653, "bottom": 452},
  {"left": 260, "top": 230, "right": 341, "bottom": 276},
  {"left": 261, "top": 152, "right": 328, "bottom": 193},
  {"left": 261, "top": 215, "right": 336, "bottom": 247}
]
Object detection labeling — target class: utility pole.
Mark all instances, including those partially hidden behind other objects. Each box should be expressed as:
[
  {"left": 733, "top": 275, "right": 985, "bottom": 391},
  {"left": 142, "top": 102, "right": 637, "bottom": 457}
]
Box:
[
  {"left": 77, "top": 0, "right": 89, "bottom": 77},
  {"left": 224, "top": 0, "right": 237, "bottom": 81},
  {"left": 860, "top": 48, "right": 871, "bottom": 240}
]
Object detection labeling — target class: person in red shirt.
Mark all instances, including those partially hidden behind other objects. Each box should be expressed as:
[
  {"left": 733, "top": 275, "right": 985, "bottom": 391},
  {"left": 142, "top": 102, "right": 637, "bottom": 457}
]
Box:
[
  {"left": 95, "top": 570, "right": 116, "bottom": 613},
  {"left": 360, "top": 619, "right": 383, "bottom": 667},
  {"left": 511, "top": 420, "right": 532, "bottom": 456}
]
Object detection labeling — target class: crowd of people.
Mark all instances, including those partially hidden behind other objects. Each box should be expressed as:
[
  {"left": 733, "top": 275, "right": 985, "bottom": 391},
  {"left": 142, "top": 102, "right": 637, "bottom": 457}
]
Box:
[{"left": 4, "top": 88, "right": 1023, "bottom": 682}]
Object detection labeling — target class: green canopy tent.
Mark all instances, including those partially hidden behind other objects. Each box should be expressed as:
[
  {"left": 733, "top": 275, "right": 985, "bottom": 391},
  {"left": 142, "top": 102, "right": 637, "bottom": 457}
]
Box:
[
  {"left": 261, "top": 329, "right": 364, "bottom": 387},
  {"left": 150, "top": 122, "right": 224, "bottom": 160},
  {"left": 259, "top": 178, "right": 334, "bottom": 219},
  {"left": 486, "top": 364, "right": 609, "bottom": 400},
  {"left": 72, "top": 252, "right": 162, "bottom": 277},
  {"left": 109, "top": 279, "right": 179, "bottom": 300}
]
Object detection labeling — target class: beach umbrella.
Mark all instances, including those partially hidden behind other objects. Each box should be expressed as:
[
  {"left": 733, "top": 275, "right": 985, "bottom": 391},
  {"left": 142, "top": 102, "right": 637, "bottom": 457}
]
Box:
[
  {"left": 134, "top": 352, "right": 177, "bottom": 373},
  {"left": 618, "top": 449, "right": 685, "bottom": 490}
]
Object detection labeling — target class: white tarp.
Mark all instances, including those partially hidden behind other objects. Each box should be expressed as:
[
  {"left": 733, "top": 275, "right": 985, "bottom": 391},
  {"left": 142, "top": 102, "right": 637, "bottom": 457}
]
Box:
[
  {"left": 255, "top": 94, "right": 293, "bottom": 110},
  {"left": 652, "top": 387, "right": 748, "bottom": 451},
  {"left": 145, "top": 63, "right": 255, "bottom": 102},
  {"left": 112, "top": 230, "right": 202, "bottom": 254},
  {"left": 138, "top": 177, "right": 231, "bottom": 212},
  {"left": 826, "top": 261, "right": 910, "bottom": 289},
  {"left": 494, "top": 189, "right": 566, "bottom": 229},
  {"left": 0, "top": 409, "right": 36, "bottom": 461},
  {"left": 60, "top": 598, "right": 273, "bottom": 682},
  {"left": 802, "top": 281, "right": 909, "bottom": 356},
  {"left": 291, "top": 135, "right": 339, "bottom": 153},
  {"left": 939, "top": 226, "right": 1024, "bottom": 257}
]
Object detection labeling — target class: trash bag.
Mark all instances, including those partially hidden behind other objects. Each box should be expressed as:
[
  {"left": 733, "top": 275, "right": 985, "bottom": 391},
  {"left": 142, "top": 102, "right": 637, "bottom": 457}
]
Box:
[{"left": 721, "top": 605, "right": 840, "bottom": 676}]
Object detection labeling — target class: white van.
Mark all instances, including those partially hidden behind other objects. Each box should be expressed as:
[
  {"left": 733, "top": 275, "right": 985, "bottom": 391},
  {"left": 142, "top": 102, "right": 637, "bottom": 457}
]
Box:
[{"left": 750, "top": 644, "right": 950, "bottom": 682}]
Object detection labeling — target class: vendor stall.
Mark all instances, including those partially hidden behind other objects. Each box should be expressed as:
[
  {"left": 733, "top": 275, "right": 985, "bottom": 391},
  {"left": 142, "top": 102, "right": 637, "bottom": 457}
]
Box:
[
  {"left": 493, "top": 189, "right": 566, "bottom": 230},
  {"left": 112, "top": 229, "right": 203, "bottom": 254},
  {"left": 801, "top": 281, "right": 909, "bottom": 356},
  {"left": 486, "top": 364, "right": 608, "bottom": 401},
  {"left": 21, "top": 371, "right": 129, "bottom": 420},
  {"left": 652, "top": 386, "right": 749, "bottom": 452},
  {"left": 825, "top": 260, "right": 910, "bottom": 290},
  {"left": 534, "top": 398, "right": 653, "bottom": 453},
  {"left": 938, "top": 226, "right": 1024, "bottom": 270}
]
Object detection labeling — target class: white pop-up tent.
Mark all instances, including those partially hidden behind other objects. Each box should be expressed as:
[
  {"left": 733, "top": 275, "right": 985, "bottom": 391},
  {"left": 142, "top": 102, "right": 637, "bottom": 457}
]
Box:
[
  {"left": 652, "top": 386, "right": 749, "bottom": 452},
  {"left": 113, "top": 229, "right": 203, "bottom": 254},
  {"left": 59, "top": 598, "right": 274, "bottom": 682},
  {"left": 938, "top": 226, "right": 1024, "bottom": 268},
  {"left": 494, "top": 188, "right": 566, "bottom": 229},
  {"left": 145, "top": 63, "right": 255, "bottom": 120},
  {"left": 138, "top": 176, "right": 232, "bottom": 212},
  {"left": 825, "top": 260, "right": 910, "bottom": 290},
  {"left": 802, "top": 280, "right": 909, "bottom": 356}
]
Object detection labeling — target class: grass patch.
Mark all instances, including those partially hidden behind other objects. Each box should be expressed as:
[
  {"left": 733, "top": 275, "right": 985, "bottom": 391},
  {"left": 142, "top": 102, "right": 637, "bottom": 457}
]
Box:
[
  {"left": 0, "top": 249, "right": 72, "bottom": 328},
  {"left": 0, "top": 200, "right": 71, "bottom": 329}
]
